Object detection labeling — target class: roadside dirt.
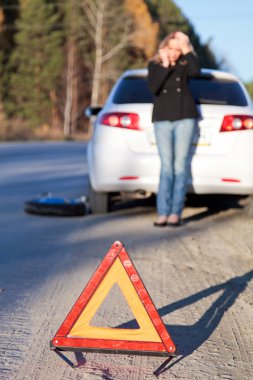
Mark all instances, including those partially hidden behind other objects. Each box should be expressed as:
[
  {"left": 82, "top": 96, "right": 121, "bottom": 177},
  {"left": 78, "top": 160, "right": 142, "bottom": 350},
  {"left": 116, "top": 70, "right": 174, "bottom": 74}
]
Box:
[{"left": 2, "top": 196, "right": 252, "bottom": 380}]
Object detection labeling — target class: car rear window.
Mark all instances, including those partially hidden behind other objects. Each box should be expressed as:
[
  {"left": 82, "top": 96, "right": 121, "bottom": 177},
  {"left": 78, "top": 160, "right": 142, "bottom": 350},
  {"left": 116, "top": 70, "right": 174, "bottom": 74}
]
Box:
[
  {"left": 112, "top": 75, "right": 248, "bottom": 106},
  {"left": 113, "top": 76, "right": 153, "bottom": 103},
  {"left": 189, "top": 76, "right": 248, "bottom": 106}
]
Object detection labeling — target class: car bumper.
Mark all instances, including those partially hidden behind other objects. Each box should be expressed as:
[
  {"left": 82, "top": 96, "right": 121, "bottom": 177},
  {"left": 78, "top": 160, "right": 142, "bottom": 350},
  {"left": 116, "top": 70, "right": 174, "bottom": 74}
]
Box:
[
  {"left": 87, "top": 141, "right": 160, "bottom": 193},
  {"left": 88, "top": 143, "right": 253, "bottom": 196}
]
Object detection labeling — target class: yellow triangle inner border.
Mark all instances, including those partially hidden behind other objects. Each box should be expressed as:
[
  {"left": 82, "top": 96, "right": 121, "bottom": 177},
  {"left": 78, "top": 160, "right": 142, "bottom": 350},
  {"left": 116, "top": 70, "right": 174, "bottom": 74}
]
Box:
[{"left": 68, "top": 258, "right": 162, "bottom": 342}]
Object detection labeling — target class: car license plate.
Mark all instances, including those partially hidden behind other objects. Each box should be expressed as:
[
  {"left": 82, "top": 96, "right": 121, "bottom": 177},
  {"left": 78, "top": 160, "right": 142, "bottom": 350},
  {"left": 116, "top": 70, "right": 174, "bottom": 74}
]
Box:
[
  {"left": 150, "top": 129, "right": 212, "bottom": 147},
  {"left": 193, "top": 130, "right": 212, "bottom": 147}
]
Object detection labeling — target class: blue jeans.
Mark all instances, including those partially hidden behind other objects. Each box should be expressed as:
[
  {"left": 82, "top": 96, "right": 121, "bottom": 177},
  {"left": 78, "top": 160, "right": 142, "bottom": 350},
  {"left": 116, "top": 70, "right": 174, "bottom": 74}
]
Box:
[{"left": 155, "top": 118, "right": 197, "bottom": 216}]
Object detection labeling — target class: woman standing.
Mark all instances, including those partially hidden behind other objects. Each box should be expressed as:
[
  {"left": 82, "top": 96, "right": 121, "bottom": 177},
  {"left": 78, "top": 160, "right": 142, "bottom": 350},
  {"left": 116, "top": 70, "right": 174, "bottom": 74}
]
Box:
[{"left": 148, "top": 31, "right": 200, "bottom": 227}]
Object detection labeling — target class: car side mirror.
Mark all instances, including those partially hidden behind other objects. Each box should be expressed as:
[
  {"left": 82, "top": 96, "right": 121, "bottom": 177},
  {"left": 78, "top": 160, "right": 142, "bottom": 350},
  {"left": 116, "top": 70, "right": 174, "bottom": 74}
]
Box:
[{"left": 85, "top": 106, "right": 102, "bottom": 118}]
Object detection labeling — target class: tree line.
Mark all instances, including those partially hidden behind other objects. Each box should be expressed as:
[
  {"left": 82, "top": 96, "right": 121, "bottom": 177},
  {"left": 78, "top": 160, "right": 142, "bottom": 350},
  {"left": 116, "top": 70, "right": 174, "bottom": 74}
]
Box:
[{"left": 0, "top": 0, "right": 233, "bottom": 140}]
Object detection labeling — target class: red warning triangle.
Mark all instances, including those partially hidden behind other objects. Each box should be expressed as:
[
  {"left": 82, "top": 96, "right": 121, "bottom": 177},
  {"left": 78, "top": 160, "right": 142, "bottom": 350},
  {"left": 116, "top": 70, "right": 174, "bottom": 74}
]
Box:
[{"left": 51, "top": 241, "right": 176, "bottom": 357}]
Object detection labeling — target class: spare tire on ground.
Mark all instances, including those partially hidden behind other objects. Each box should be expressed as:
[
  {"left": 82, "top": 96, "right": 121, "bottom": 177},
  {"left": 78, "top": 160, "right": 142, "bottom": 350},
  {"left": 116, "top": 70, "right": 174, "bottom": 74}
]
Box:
[{"left": 24, "top": 196, "right": 88, "bottom": 216}]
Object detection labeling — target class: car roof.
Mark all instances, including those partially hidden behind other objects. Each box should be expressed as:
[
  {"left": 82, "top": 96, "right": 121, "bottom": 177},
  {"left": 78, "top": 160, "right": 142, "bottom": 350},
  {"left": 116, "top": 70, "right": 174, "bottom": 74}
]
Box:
[{"left": 121, "top": 68, "right": 241, "bottom": 81}]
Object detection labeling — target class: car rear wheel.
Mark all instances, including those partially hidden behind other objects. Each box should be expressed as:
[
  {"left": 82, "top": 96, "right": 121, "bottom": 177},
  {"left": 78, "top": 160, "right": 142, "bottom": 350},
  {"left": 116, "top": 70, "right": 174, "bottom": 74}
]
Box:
[
  {"left": 244, "top": 195, "right": 253, "bottom": 218},
  {"left": 89, "top": 182, "right": 109, "bottom": 214}
]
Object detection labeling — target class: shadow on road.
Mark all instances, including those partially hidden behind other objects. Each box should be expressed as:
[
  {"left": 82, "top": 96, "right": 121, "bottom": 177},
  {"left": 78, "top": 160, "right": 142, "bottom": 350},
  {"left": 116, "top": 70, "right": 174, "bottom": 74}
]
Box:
[
  {"left": 157, "top": 269, "right": 253, "bottom": 373},
  {"left": 115, "top": 269, "right": 253, "bottom": 374},
  {"left": 51, "top": 269, "right": 253, "bottom": 376},
  {"left": 109, "top": 194, "right": 245, "bottom": 223},
  {"left": 116, "top": 269, "right": 253, "bottom": 363},
  {"left": 183, "top": 194, "right": 245, "bottom": 223}
]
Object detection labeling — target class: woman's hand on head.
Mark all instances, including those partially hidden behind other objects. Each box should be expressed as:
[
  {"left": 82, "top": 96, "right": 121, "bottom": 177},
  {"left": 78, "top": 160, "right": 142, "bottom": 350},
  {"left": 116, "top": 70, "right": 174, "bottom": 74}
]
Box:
[
  {"left": 174, "top": 31, "right": 193, "bottom": 55},
  {"left": 159, "top": 48, "right": 175, "bottom": 68},
  {"left": 159, "top": 48, "right": 169, "bottom": 67}
]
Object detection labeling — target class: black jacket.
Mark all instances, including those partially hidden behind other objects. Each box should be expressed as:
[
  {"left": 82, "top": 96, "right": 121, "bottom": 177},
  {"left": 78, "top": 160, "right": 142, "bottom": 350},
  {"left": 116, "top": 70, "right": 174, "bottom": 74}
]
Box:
[{"left": 147, "top": 52, "right": 200, "bottom": 122}]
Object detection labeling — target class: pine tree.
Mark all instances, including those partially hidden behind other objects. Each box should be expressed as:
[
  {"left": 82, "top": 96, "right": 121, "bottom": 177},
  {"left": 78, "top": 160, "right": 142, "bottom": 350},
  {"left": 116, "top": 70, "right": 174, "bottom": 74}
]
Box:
[
  {"left": 245, "top": 81, "right": 253, "bottom": 100},
  {"left": 145, "top": 0, "right": 219, "bottom": 69},
  {"left": 75, "top": 0, "right": 159, "bottom": 106},
  {"left": 1, "top": 0, "right": 221, "bottom": 139},
  {"left": 60, "top": 1, "right": 91, "bottom": 136},
  {"left": 145, "top": 0, "right": 187, "bottom": 38},
  {"left": 125, "top": 0, "right": 158, "bottom": 59},
  {"left": 0, "top": 1, "right": 19, "bottom": 103},
  {"left": 8, "top": 0, "right": 63, "bottom": 128},
  {"left": 75, "top": 0, "right": 132, "bottom": 106}
]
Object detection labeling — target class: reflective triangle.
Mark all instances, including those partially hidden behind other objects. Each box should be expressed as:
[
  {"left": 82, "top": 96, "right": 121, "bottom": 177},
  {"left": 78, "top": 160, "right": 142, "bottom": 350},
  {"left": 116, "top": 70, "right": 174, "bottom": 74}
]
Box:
[
  {"left": 69, "top": 257, "right": 162, "bottom": 341},
  {"left": 51, "top": 241, "right": 176, "bottom": 356}
]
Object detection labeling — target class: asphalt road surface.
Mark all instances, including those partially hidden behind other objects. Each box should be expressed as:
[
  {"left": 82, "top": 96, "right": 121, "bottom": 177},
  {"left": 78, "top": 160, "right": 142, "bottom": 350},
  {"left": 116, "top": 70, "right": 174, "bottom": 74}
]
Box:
[{"left": 0, "top": 142, "right": 253, "bottom": 380}]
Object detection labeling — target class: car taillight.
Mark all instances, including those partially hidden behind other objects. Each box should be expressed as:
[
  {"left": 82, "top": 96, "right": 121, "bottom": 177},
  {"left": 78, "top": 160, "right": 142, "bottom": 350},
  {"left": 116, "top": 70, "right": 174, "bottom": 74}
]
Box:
[
  {"left": 99, "top": 112, "right": 141, "bottom": 130},
  {"left": 220, "top": 115, "right": 253, "bottom": 132}
]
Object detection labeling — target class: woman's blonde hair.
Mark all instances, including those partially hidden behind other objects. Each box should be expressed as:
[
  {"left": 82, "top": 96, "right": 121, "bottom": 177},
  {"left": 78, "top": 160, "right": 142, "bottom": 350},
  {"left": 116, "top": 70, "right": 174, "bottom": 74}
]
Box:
[
  {"left": 152, "top": 32, "right": 177, "bottom": 63},
  {"left": 151, "top": 32, "right": 195, "bottom": 63}
]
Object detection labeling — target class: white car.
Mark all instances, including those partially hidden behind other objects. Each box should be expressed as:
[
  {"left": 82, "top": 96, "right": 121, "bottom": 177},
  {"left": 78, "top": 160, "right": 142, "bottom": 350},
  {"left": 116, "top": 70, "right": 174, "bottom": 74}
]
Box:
[{"left": 86, "top": 68, "right": 253, "bottom": 213}]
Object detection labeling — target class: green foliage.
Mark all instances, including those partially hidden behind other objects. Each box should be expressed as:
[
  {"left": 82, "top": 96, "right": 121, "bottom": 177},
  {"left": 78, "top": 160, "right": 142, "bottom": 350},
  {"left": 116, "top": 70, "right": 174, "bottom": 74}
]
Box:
[
  {"left": 245, "top": 81, "right": 253, "bottom": 101},
  {"left": 7, "top": 0, "right": 63, "bottom": 127},
  {"left": 145, "top": 0, "right": 219, "bottom": 69},
  {"left": 77, "top": 1, "right": 131, "bottom": 72},
  {"left": 145, "top": 0, "right": 188, "bottom": 37},
  {"left": 0, "top": 0, "right": 222, "bottom": 138},
  {"left": 0, "top": 1, "right": 20, "bottom": 101},
  {"left": 187, "top": 26, "right": 219, "bottom": 69}
]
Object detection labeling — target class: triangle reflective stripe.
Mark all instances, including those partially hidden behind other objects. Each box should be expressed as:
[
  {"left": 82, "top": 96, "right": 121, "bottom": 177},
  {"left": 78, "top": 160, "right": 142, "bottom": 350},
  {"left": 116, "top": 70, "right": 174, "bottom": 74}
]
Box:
[
  {"left": 51, "top": 241, "right": 176, "bottom": 356},
  {"left": 69, "top": 258, "right": 161, "bottom": 342}
]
